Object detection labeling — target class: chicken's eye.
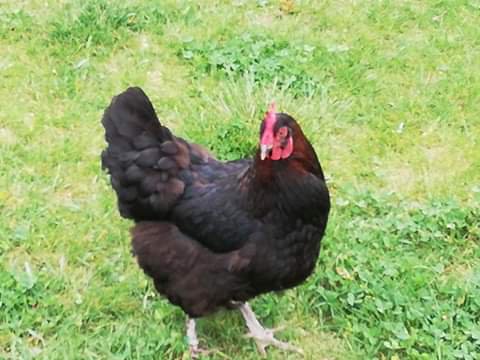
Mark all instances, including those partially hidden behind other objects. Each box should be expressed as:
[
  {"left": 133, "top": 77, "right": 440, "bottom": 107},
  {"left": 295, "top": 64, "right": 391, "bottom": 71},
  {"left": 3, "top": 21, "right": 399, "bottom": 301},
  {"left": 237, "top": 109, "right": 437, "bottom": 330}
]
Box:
[{"left": 277, "top": 126, "right": 289, "bottom": 138}]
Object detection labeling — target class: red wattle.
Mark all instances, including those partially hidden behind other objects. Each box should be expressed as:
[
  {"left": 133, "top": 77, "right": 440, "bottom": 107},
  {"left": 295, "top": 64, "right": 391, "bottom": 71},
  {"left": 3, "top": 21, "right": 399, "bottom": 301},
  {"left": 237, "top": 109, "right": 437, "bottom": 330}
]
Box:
[{"left": 271, "top": 146, "right": 282, "bottom": 160}]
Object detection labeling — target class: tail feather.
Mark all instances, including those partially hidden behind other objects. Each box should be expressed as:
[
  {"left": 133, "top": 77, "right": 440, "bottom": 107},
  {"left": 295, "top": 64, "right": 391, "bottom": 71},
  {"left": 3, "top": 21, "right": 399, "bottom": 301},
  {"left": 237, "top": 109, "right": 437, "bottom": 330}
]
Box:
[
  {"left": 101, "top": 87, "right": 187, "bottom": 220},
  {"left": 105, "top": 87, "right": 163, "bottom": 136}
]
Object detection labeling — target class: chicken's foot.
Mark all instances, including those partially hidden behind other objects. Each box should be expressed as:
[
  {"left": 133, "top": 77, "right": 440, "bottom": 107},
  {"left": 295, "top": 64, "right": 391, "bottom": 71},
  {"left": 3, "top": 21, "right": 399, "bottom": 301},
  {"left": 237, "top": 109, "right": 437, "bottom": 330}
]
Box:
[{"left": 238, "top": 302, "right": 303, "bottom": 357}]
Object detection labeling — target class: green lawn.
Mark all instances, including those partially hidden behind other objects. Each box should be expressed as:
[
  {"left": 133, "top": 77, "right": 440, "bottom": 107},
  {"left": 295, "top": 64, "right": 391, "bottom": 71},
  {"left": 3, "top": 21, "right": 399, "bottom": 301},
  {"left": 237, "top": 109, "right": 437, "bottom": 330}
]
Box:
[{"left": 1, "top": 0, "right": 479, "bottom": 359}]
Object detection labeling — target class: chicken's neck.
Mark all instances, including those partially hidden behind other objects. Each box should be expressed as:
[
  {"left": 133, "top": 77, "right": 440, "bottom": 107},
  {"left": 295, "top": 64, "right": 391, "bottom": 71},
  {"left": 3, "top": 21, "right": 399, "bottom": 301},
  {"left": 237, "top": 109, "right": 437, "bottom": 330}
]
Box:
[{"left": 239, "top": 153, "right": 322, "bottom": 220}]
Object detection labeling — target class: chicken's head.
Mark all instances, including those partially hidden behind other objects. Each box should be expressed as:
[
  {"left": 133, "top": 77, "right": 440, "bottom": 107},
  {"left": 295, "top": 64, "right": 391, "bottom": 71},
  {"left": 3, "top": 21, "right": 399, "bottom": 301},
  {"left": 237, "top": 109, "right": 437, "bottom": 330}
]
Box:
[{"left": 259, "top": 102, "right": 294, "bottom": 161}]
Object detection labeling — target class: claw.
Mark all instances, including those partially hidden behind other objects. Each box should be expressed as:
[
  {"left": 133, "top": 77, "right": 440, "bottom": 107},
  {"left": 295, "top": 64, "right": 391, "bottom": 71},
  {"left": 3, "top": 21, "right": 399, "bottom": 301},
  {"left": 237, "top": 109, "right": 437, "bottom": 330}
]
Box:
[
  {"left": 238, "top": 302, "right": 303, "bottom": 357},
  {"left": 189, "top": 346, "right": 211, "bottom": 359},
  {"left": 248, "top": 326, "right": 303, "bottom": 356}
]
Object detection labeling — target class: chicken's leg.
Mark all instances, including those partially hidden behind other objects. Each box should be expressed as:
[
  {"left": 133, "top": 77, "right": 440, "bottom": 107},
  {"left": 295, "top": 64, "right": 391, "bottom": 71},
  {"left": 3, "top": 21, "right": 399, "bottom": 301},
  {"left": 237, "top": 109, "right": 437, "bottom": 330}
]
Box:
[
  {"left": 186, "top": 317, "right": 209, "bottom": 358},
  {"left": 238, "top": 302, "right": 303, "bottom": 356}
]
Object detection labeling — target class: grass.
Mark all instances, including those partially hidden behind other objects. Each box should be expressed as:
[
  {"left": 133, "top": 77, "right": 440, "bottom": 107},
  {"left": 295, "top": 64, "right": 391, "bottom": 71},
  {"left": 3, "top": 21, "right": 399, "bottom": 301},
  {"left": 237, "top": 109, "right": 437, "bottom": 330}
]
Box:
[{"left": 1, "top": 0, "right": 479, "bottom": 359}]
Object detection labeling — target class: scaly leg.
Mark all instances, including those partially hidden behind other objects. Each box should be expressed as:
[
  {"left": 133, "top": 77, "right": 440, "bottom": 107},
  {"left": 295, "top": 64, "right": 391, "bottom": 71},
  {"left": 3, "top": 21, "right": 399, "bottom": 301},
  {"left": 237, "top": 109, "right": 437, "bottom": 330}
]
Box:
[
  {"left": 186, "top": 317, "right": 209, "bottom": 359},
  {"left": 238, "top": 302, "right": 303, "bottom": 357}
]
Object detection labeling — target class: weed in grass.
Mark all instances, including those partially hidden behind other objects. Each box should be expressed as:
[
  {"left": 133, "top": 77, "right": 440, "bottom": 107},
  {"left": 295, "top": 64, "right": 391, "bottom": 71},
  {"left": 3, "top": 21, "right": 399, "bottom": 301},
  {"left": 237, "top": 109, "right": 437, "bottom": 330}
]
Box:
[
  {"left": 48, "top": 0, "right": 170, "bottom": 57},
  {"left": 179, "top": 33, "right": 320, "bottom": 97},
  {"left": 0, "top": 9, "right": 33, "bottom": 40},
  {"left": 307, "top": 192, "right": 480, "bottom": 359}
]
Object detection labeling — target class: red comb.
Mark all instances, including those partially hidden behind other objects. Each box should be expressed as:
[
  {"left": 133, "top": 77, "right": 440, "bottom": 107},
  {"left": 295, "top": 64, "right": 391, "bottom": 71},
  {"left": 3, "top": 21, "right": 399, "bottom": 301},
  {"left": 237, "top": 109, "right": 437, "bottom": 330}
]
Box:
[
  {"left": 265, "top": 102, "right": 276, "bottom": 124},
  {"left": 267, "top": 101, "right": 276, "bottom": 116},
  {"left": 261, "top": 102, "right": 277, "bottom": 146}
]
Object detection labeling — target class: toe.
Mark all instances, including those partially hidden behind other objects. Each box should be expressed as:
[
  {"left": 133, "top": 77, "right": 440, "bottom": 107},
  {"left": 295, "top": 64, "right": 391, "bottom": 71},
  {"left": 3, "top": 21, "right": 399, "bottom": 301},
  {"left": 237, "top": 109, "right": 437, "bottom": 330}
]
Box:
[{"left": 189, "top": 346, "right": 211, "bottom": 359}]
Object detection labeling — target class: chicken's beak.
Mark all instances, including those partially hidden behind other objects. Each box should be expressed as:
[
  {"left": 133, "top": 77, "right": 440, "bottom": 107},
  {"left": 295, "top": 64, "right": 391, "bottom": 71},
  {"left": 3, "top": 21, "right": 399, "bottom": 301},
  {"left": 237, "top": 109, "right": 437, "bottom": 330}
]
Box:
[{"left": 260, "top": 144, "right": 272, "bottom": 160}]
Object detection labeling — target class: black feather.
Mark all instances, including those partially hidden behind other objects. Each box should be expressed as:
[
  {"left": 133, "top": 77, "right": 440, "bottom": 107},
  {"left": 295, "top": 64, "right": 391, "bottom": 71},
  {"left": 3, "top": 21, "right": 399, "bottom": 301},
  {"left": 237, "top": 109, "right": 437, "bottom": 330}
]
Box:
[
  {"left": 133, "top": 134, "right": 159, "bottom": 150},
  {"left": 156, "top": 157, "right": 176, "bottom": 170},
  {"left": 160, "top": 141, "right": 178, "bottom": 155},
  {"left": 101, "top": 87, "right": 330, "bottom": 322},
  {"left": 124, "top": 165, "right": 144, "bottom": 185},
  {"left": 136, "top": 148, "right": 161, "bottom": 167}
]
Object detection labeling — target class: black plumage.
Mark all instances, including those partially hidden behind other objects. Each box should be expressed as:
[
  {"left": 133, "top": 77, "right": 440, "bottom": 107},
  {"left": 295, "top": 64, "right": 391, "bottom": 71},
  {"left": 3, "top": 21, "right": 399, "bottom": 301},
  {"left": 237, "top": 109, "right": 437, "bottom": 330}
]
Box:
[{"left": 101, "top": 87, "right": 330, "bottom": 320}]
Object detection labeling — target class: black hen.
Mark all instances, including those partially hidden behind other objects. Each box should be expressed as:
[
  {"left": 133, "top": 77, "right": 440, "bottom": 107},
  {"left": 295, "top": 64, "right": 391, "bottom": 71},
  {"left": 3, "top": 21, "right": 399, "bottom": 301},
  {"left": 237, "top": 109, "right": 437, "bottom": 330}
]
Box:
[{"left": 101, "top": 87, "right": 330, "bottom": 356}]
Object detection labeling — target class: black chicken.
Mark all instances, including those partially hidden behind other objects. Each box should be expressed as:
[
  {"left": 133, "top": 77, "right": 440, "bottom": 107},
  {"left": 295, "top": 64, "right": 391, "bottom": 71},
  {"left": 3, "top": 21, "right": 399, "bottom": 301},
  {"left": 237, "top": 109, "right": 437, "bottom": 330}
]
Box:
[{"left": 101, "top": 87, "right": 330, "bottom": 357}]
